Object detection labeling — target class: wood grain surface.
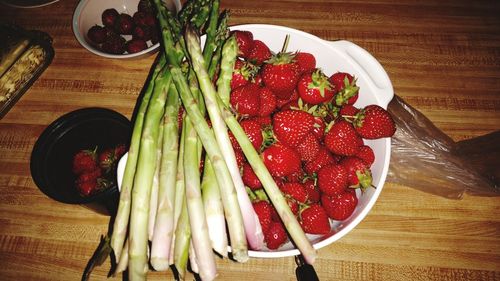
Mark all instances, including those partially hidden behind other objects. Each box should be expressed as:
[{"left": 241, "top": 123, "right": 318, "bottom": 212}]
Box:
[{"left": 1, "top": 0, "right": 499, "bottom": 280}]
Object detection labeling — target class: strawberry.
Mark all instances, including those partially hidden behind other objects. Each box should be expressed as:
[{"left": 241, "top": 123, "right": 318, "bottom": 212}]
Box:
[
  {"left": 317, "top": 164, "right": 349, "bottom": 196},
  {"left": 312, "top": 116, "right": 326, "bottom": 140},
  {"left": 321, "top": 189, "right": 358, "bottom": 220},
  {"left": 228, "top": 131, "right": 243, "bottom": 153},
  {"left": 76, "top": 180, "right": 97, "bottom": 197},
  {"left": 232, "top": 30, "right": 254, "bottom": 59},
  {"left": 261, "top": 52, "right": 300, "bottom": 97},
  {"left": 249, "top": 115, "right": 272, "bottom": 129},
  {"left": 72, "top": 148, "right": 98, "bottom": 174},
  {"left": 303, "top": 178, "right": 320, "bottom": 203},
  {"left": 285, "top": 168, "right": 304, "bottom": 183},
  {"left": 324, "top": 120, "right": 362, "bottom": 156},
  {"left": 294, "top": 52, "right": 316, "bottom": 74},
  {"left": 264, "top": 221, "right": 288, "bottom": 249},
  {"left": 287, "top": 198, "right": 300, "bottom": 216},
  {"left": 297, "top": 69, "right": 334, "bottom": 105},
  {"left": 258, "top": 86, "right": 277, "bottom": 116},
  {"left": 234, "top": 149, "right": 246, "bottom": 169},
  {"left": 230, "top": 83, "right": 261, "bottom": 117},
  {"left": 75, "top": 168, "right": 102, "bottom": 196},
  {"left": 280, "top": 182, "right": 308, "bottom": 204},
  {"left": 329, "top": 72, "right": 360, "bottom": 106},
  {"left": 272, "top": 110, "right": 315, "bottom": 148},
  {"left": 353, "top": 104, "right": 396, "bottom": 139},
  {"left": 98, "top": 147, "right": 117, "bottom": 170},
  {"left": 300, "top": 204, "right": 331, "bottom": 235},
  {"left": 276, "top": 88, "right": 299, "bottom": 108},
  {"left": 114, "top": 143, "right": 127, "bottom": 159},
  {"left": 242, "top": 163, "right": 262, "bottom": 190},
  {"left": 240, "top": 119, "right": 264, "bottom": 151},
  {"left": 253, "top": 200, "right": 273, "bottom": 234},
  {"left": 231, "top": 60, "right": 258, "bottom": 90},
  {"left": 304, "top": 147, "right": 336, "bottom": 175},
  {"left": 261, "top": 144, "right": 301, "bottom": 177},
  {"left": 339, "top": 156, "right": 373, "bottom": 189},
  {"left": 295, "top": 134, "right": 321, "bottom": 162},
  {"left": 355, "top": 145, "right": 375, "bottom": 166},
  {"left": 247, "top": 40, "right": 272, "bottom": 66},
  {"left": 339, "top": 104, "right": 360, "bottom": 119}
]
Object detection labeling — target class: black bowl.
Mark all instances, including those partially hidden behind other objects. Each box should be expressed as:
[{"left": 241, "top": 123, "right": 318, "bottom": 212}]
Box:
[{"left": 30, "top": 107, "right": 131, "bottom": 215}]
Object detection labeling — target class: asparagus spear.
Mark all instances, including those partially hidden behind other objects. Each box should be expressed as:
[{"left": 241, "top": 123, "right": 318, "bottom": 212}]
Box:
[
  {"left": 148, "top": 118, "right": 164, "bottom": 240},
  {"left": 150, "top": 80, "right": 181, "bottom": 271},
  {"left": 111, "top": 54, "right": 166, "bottom": 261},
  {"left": 128, "top": 66, "right": 172, "bottom": 281}
]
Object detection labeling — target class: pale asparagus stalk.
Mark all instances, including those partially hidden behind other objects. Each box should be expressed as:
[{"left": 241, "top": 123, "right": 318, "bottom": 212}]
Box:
[
  {"left": 128, "top": 67, "right": 172, "bottom": 281},
  {"left": 201, "top": 156, "right": 228, "bottom": 256},
  {"left": 174, "top": 181, "right": 191, "bottom": 280},
  {"left": 218, "top": 101, "right": 317, "bottom": 264},
  {"left": 216, "top": 36, "right": 265, "bottom": 250},
  {"left": 148, "top": 119, "right": 164, "bottom": 240},
  {"left": 189, "top": 241, "right": 200, "bottom": 274},
  {"left": 111, "top": 55, "right": 166, "bottom": 261},
  {"left": 114, "top": 239, "right": 129, "bottom": 274},
  {"left": 183, "top": 114, "right": 218, "bottom": 281},
  {"left": 186, "top": 28, "right": 264, "bottom": 251},
  {"left": 169, "top": 111, "right": 186, "bottom": 265},
  {"left": 150, "top": 81, "right": 181, "bottom": 271}
]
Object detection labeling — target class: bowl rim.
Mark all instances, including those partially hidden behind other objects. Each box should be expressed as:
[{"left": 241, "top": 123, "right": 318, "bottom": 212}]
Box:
[{"left": 71, "top": 0, "right": 160, "bottom": 59}]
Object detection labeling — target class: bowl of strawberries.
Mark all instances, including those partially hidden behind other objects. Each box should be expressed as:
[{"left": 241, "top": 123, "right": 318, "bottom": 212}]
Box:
[
  {"left": 30, "top": 107, "right": 131, "bottom": 215},
  {"left": 226, "top": 24, "right": 395, "bottom": 258}
]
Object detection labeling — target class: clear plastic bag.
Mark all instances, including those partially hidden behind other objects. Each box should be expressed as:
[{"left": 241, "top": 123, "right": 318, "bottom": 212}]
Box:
[{"left": 385, "top": 95, "right": 499, "bottom": 199}]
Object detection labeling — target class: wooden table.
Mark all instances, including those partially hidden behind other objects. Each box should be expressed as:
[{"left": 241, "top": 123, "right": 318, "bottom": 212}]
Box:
[{"left": 1, "top": 1, "right": 499, "bottom": 280}]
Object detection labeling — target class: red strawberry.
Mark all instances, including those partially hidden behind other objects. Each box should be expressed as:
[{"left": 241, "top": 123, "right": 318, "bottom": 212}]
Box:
[
  {"left": 72, "top": 148, "right": 98, "bottom": 174},
  {"left": 297, "top": 69, "right": 334, "bottom": 105},
  {"left": 261, "top": 52, "right": 300, "bottom": 98},
  {"left": 339, "top": 104, "right": 360, "bottom": 119},
  {"left": 321, "top": 189, "right": 358, "bottom": 220},
  {"left": 258, "top": 87, "right": 277, "bottom": 116},
  {"left": 240, "top": 119, "right": 264, "bottom": 151},
  {"left": 114, "top": 144, "right": 127, "bottom": 159},
  {"left": 303, "top": 178, "right": 320, "bottom": 203},
  {"left": 252, "top": 200, "right": 273, "bottom": 234},
  {"left": 295, "top": 134, "right": 321, "bottom": 162},
  {"left": 249, "top": 115, "right": 272, "bottom": 129},
  {"left": 231, "top": 60, "right": 258, "bottom": 90},
  {"left": 294, "top": 52, "right": 316, "bottom": 74},
  {"left": 261, "top": 144, "right": 301, "bottom": 177},
  {"left": 276, "top": 88, "right": 299, "bottom": 108},
  {"left": 234, "top": 149, "right": 246, "bottom": 169},
  {"left": 285, "top": 168, "right": 304, "bottom": 183},
  {"left": 312, "top": 116, "right": 326, "bottom": 140},
  {"left": 300, "top": 204, "right": 331, "bottom": 235},
  {"left": 280, "top": 182, "right": 308, "bottom": 204},
  {"left": 247, "top": 40, "right": 272, "bottom": 65},
  {"left": 329, "top": 72, "right": 360, "bottom": 106},
  {"left": 265, "top": 221, "right": 288, "bottom": 249},
  {"left": 317, "top": 164, "right": 349, "bottom": 196},
  {"left": 230, "top": 83, "right": 261, "bottom": 117},
  {"left": 287, "top": 198, "right": 300, "bottom": 216},
  {"left": 75, "top": 168, "right": 102, "bottom": 196},
  {"left": 242, "top": 163, "right": 262, "bottom": 190},
  {"left": 232, "top": 30, "right": 254, "bottom": 58},
  {"left": 324, "top": 120, "right": 362, "bottom": 156},
  {"left": 355, "top": 145, "right": 375, "bottom": 166},
  {"left": 98, "top": 147, "right": 117, "bottom": 170},
  {"left": 228, "top": 131, "right": 243, "bottom": 153},
  {"left": 304, "top": 147, "right": 336, "bottom": 175},
  {"left": 272, "top": 110, "right": 315, "bottom": 148},
  {"left": 353, "top": 105, "right": 396, "bottom": 139},
  {"left": 339, "top": 156, "right": 373, "bottom": 189}
]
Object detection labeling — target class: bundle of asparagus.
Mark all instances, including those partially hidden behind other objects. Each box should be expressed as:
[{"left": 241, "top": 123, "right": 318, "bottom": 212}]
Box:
[{"left": 108, "top": 1, "right": 316, "bottom": 280}]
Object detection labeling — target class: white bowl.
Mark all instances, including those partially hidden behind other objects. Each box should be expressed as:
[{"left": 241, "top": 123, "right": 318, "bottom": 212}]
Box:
[
  {"left": 118, "top": 24, "right": 394, "bottom": 258},
  {"left": 72, "top": 0, "right": 181, "bottom": 59}
]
